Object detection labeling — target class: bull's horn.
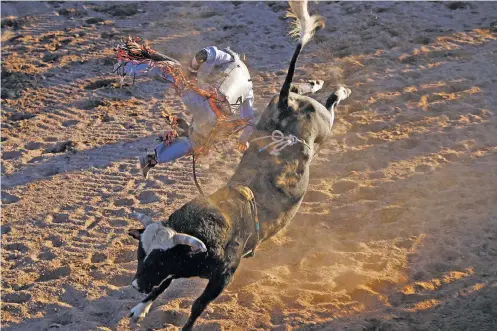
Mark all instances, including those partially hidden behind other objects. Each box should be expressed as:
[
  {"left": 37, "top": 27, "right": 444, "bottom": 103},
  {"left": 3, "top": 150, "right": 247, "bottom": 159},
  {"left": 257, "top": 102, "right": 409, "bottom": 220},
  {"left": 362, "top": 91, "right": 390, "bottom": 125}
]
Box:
[
  {"left": 173, "top": 233, "right": 207, "bottom": 252},
  {"left": 130, "top": 212, "right": 153, "bottom": 227}
]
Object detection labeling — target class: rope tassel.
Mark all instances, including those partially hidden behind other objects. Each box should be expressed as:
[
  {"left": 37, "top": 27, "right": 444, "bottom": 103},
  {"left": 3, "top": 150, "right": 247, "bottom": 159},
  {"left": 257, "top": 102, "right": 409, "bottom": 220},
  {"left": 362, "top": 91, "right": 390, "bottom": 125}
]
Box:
[{"left": 251, "top": 130, "right": 310, "bottom": 156}]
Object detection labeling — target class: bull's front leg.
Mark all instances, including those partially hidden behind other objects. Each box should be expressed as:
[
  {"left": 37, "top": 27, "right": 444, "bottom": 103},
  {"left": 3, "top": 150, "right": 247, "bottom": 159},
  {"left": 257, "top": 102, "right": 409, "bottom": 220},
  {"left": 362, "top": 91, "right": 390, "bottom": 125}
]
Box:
[
  {"left": 181, "top": 272, "right": 234, "bottom": 331},
  {"left": 128, "top": 276, "right": 173, "bottom": 322}
]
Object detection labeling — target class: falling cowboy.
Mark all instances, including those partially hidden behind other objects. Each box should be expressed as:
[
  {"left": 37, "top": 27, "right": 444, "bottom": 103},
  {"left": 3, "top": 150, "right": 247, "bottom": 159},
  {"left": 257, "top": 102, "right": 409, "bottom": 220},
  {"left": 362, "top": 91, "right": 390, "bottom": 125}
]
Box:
[{"left": 114, "top": 37, "right": 255, "bottom": 179}]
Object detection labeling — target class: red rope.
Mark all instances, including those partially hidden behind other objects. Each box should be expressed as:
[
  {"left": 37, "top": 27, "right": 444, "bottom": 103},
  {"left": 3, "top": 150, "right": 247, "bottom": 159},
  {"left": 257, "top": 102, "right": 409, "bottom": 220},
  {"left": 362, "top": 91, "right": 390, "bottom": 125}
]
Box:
[
  {"left": 115, "top": 36, "right": 250, "bottom": 149},
  {"left": 116, "top": 36, "right": 230, "bottom": 116}
]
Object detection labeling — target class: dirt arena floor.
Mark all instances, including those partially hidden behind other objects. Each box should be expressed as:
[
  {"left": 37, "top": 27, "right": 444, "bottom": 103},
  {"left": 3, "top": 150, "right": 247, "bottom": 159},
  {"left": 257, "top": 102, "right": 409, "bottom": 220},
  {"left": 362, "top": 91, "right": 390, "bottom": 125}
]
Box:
[{"left": 1, "top": 1, "right": 497, "bottom": 330}]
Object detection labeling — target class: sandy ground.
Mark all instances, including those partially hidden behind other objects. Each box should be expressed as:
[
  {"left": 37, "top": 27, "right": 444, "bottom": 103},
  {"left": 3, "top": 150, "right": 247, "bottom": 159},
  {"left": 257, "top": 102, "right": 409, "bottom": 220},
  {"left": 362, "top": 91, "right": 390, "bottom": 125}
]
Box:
[{"left": 2, "top": 1, "right": 497, "bottom": 330}]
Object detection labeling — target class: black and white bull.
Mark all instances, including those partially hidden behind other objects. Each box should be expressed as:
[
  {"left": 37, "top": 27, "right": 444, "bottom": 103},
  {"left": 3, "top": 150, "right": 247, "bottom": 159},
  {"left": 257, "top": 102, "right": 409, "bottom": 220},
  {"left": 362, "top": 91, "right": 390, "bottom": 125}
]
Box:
[{"left": 126, "top": 1, "right": 351, "bottom": 330}]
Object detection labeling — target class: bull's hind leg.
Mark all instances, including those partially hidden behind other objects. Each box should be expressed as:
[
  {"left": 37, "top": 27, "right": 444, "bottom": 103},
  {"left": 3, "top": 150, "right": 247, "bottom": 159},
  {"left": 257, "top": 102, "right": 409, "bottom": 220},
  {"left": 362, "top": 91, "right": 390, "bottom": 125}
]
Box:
[
  {"left": 325, "top": 86, "right": 351, "bottom": 111},
  {"left": 324, "top": 86, "right": 351, "bottom": 128},
  {"left": 129, "top": 275, "right": 173, "bottom": 322},
  {"left": 181, "top": 272, "right": 235, "bottom": 331}
]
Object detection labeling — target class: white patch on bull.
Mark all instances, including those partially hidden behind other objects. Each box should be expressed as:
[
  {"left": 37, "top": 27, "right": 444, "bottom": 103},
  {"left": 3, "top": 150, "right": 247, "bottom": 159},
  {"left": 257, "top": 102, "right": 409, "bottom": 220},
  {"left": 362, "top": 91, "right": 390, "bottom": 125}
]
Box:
[
  {"left": 291, "top": 80, "right": 324, "bottom": 95},
  {"left": 131, "top": 279, "right": 139, "bottom": 290},
  {"left": 129, "top": 301, "right": 153, "bottom": 321},
  {"left": 140, "top": 223, "right": 176, "bottom": 256},
  {"left": 330, "top": 107, "right": 335, "bottom": 129},
  {"left": 307, "top": 80, "right": 324, "bottom": 93},
  {"left": 157, "top": 274, "right": 174, "bottom": 287}
]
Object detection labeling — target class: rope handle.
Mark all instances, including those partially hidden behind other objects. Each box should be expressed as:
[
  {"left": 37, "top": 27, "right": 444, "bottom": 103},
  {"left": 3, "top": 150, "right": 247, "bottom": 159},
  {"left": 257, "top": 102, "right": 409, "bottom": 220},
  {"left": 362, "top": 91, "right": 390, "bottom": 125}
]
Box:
[{"left": 251, "top": 130, "right": 310, "bottom": 156}]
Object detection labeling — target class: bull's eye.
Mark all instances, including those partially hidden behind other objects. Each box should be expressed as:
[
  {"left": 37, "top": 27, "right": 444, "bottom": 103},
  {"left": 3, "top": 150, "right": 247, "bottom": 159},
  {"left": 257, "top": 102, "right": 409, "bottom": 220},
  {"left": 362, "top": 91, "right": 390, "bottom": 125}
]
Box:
[{"left": 310, "top": 81, "right": 315, "bottom": 86}]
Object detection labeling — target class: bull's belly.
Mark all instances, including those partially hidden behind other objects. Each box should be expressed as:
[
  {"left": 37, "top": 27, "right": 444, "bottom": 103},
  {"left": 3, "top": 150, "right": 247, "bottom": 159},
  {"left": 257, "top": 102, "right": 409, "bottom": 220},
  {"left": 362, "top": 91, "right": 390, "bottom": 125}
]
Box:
[{"left": 260, "top": 196, "right": 304, "bottom": 242}]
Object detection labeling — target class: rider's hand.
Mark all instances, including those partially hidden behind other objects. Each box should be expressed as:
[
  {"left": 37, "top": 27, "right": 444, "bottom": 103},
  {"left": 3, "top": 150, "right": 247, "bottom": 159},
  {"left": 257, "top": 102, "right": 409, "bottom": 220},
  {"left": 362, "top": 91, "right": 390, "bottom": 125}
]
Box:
[{"left": 237, "top": 141, "right": 249, "bottom": 152}]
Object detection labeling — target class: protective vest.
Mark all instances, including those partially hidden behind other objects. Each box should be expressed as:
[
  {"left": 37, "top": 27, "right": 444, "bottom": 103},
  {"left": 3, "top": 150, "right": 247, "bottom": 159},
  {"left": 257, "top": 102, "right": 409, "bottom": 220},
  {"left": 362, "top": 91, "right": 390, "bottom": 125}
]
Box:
[{"left": 213, "top": 48, "right": 252, "bottom": 113}]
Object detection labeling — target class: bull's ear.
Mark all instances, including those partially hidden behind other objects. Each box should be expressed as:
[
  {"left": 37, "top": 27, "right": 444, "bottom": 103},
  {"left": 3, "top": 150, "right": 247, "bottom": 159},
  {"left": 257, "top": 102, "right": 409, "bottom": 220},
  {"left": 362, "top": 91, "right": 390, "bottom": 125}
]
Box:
[{"left": 128, "top": 228, "right": 144, "bottom": 240}]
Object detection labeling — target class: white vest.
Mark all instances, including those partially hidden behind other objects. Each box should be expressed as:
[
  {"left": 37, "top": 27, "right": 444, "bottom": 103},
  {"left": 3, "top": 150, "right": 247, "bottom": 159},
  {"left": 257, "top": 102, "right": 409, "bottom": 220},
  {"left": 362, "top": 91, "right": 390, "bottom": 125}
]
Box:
[{"left": 214, "top": 48, "right": 253, "bottom": 113}]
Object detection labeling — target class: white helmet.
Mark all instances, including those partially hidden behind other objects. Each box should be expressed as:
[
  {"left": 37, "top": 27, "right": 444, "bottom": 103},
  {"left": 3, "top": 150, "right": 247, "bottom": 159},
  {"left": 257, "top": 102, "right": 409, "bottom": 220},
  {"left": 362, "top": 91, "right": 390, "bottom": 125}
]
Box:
[{"left": 189, "top": 49, "right": 208, "bottom": 72}]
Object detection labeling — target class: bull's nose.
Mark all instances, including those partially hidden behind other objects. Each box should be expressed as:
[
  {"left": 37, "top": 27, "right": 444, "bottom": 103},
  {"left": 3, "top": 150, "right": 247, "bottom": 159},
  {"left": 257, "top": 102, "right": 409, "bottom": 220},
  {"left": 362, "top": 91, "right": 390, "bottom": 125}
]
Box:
[{"left": 131, "top": 279, "right": 140, "bottom": 291}]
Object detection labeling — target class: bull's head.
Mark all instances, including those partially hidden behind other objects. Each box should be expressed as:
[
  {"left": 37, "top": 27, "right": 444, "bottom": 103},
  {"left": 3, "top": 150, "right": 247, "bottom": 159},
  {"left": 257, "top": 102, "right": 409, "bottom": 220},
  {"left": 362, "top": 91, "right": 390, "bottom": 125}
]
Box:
[{"left": 127, "top": 212, "right": 207, "bottom": 294}]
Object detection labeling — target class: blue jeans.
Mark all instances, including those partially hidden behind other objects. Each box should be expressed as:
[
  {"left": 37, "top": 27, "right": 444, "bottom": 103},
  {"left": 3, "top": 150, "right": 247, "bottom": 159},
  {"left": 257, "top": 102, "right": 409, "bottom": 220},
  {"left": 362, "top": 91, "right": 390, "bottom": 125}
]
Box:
[
  {"left": 154, "top": 137, "right": 192, "bottom": 163},
  {"left": 154, "top": 92, "right": 254, "bottom": 164},
  {"left": 153, "top": 90, "right": 213, "bottom": 164}
]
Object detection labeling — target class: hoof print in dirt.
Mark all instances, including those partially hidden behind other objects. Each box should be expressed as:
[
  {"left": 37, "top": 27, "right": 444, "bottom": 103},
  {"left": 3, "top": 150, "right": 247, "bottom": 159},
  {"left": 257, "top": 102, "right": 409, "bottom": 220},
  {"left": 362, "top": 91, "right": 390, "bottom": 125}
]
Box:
[
  {"left": 137, "top": 191, "right": 161, "bottom": 204},
  {"left": 37, "top": 266, "right": 71, "bottom": 282},
  {"left": 81, "top": 99, "right": 109, "bottom": 110},
  {"left": 1, "top": 192, "right": 20, "bottom": 205},
  {"left": 101, "top": 31, "right": 117, "bottom": 39},
  {"left": 95, "top": 3, "right": 139, "bottom": 17},
  {"left": 85, "top": 79, "right": 118, "bottom": 91},
  {"left": 39, "top": 34, "right": 57, "bottom": 43},
  {"left": 1, "top": 16, "right": 25, "bottom": 30},
  {"left": 445, "top": 2, "right": 469, "bottom": 10},
  {"left": 99, "top": 56, "right": 116, "bottom": 66},
  {"left": 45, "top": 141, "right": 77, "bottom": 154},
  {"left": 1, "top": 225, "right": 12, "bottom": 236},
  {"left": 85, "top": 17, "right": 105, "bottom": 25},
  {"left": 42, "top": 52, "right": 59, "bottom": 63},
  {"left": 52, "top": 213, "right": 69, "bottom": 224},
  {"left": 2, "top": 151, "right": 23, "bottom": 160},
  {"left": 490, "top": 21, "right": 497, "bottom": 33},
  {"left": 8, "top": 34, "right": 23, "bottom": 43},
  {"left": 58, "top": 8, "right": 88, "bottom": 18},
  {"left": 1, "top": 70, "right": 39, "bottom": 100},
  {"left": 267, "top": 2, "right": 287, "bottom": 13},
  {"left": 2, "top": 292, "right": 32, "bottom": 304},
  {"left": 62, "top": 120, "right": 79, "bottom": 127}
]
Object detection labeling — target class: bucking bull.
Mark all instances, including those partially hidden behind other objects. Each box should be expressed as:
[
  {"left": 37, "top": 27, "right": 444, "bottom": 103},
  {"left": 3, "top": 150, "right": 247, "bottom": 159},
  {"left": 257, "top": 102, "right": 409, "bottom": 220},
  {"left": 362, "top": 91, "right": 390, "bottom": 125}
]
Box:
[{"left": 126, "top": 1, "right": 351, "bottom": 330}]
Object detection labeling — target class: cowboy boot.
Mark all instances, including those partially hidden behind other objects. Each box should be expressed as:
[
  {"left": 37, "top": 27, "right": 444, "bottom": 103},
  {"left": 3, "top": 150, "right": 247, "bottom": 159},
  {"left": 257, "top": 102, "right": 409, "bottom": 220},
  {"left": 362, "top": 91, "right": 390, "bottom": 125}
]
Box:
[{"left": 138, "top": 153, "right": 157, "bottom": 179}]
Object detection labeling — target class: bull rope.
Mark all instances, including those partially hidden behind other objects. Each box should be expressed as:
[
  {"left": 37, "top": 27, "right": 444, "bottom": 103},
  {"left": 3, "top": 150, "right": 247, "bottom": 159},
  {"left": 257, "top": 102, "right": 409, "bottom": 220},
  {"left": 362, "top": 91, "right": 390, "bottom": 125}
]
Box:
[
  {"left": 191, "top": 152, "right": 206, "bottom": 198},
  {"left": 251, "top": 130, "right": 311, "bottom": 156}
]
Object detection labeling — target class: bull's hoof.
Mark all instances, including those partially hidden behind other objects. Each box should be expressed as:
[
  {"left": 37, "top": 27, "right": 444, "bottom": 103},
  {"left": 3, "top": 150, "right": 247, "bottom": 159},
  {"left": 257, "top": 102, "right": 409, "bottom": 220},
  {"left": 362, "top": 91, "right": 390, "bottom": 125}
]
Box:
[
  {"left": 335, "top": 86, "right": 351, "bottom": 102},
  {"left": 128, "top": 301, "right": 153, "bottom": 322},
  {"left": 307, "top": 79, "right": 324, "bottom": 94},
  {"left": 244, "top": 250, "right": 255, "bottom": 258}
]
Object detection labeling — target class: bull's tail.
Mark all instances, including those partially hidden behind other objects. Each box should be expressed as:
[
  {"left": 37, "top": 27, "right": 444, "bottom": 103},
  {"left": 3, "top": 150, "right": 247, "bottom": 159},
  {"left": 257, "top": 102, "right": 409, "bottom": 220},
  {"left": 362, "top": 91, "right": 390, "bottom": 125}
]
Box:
[{"left": 278, "top": 0, "right": 325, "bottom": 112}]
